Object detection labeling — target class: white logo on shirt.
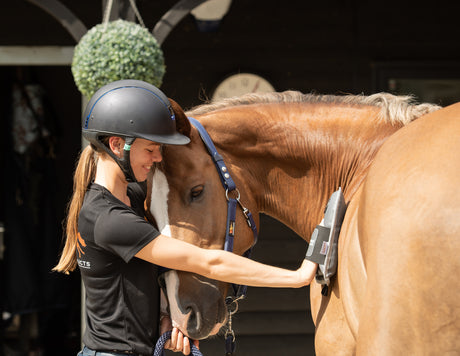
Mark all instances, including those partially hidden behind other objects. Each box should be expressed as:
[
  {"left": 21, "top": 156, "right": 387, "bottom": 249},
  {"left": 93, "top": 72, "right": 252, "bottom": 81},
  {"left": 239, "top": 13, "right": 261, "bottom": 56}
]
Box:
[{"left": 77, "top": 259, "right": 91, "bottom": 269}]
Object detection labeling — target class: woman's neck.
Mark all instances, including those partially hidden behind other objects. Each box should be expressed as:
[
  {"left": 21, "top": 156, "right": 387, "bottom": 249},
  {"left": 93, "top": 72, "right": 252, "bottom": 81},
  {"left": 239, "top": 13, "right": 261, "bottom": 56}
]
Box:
[{"left": 94, "top": 157, "right": 131, "bottom": 206}]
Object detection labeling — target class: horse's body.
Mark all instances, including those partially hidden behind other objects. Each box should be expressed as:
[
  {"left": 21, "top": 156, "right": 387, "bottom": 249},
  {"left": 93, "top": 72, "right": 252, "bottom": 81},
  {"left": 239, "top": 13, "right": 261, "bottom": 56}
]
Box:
[{"left": 148, "top": 92, "right": 460, "bottom": 354}]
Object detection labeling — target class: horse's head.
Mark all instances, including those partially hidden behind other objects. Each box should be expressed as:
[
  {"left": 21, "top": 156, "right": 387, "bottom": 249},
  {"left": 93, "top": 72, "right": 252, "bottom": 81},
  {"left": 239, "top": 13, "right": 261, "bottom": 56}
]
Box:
[{"left": 147, "top": 99, "right": 257, "bottom": 339}]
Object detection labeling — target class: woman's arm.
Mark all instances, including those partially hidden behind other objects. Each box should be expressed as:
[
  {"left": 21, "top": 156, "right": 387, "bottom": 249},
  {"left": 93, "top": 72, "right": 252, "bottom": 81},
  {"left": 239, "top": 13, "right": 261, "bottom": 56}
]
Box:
[{"left": 135, "top": 234, "right": 317, "bottom": 288}]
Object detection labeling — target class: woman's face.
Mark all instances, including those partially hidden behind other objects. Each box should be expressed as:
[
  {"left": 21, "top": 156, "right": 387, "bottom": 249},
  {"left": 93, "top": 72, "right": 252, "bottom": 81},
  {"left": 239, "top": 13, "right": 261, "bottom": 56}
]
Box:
[{"left": 129, "top": 138, "right": 162, "bottom": 182}]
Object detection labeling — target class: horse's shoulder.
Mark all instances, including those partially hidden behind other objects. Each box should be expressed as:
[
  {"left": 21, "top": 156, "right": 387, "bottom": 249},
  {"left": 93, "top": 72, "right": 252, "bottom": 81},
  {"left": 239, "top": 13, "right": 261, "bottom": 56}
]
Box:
[
  {"left": 372, "top": 101, "right": 460, "bottom": 178},
  {"left": 360, "top": 102, "right": 460, "bottom": 242}
]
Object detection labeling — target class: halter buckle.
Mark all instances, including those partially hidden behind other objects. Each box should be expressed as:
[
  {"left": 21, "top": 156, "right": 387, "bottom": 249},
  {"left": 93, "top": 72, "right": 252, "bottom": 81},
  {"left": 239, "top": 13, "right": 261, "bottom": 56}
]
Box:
[{"left": 225, "top": 188, "right": 240, "bottom": 201}]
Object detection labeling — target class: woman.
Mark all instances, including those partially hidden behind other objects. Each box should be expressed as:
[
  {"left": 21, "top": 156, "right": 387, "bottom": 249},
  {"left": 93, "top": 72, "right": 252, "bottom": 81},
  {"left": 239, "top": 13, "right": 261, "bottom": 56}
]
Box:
[{"left": 54, "top": 80, "right": 318, "bottom": 356}]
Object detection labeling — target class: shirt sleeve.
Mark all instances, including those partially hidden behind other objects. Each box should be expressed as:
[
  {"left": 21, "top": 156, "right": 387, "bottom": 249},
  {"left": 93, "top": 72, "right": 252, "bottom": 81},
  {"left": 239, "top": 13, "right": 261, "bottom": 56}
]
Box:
[{"left": 94, "top": 206, "right": 161, "bottom": 263}]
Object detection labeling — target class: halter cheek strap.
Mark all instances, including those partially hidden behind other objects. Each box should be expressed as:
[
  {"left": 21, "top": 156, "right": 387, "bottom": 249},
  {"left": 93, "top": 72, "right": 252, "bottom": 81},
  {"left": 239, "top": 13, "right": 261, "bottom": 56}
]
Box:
[
  {"left": 188, "top": 117, "right": 258, "bottom": 356},
  {"left": 157, "top": 118, "right": 258, "bottom": 356},
  {"left": 188, "top": 117, "right": 258, "bottom": 266}
]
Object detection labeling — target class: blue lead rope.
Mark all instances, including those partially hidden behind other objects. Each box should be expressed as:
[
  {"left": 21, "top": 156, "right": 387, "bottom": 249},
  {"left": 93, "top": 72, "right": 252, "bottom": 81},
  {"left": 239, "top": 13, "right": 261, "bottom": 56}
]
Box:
[{"left": 153, "top": 331, "right": 203, "bottom": 356}]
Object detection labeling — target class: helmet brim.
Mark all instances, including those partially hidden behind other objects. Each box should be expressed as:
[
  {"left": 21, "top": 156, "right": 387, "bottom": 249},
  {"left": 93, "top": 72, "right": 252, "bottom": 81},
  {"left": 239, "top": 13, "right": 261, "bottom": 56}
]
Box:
[
  {"left": 136, "top": 131, "right": 190, "bottom": 145},
  {"left": 83, "top": 129, "right": 190, "bottom": 146}
]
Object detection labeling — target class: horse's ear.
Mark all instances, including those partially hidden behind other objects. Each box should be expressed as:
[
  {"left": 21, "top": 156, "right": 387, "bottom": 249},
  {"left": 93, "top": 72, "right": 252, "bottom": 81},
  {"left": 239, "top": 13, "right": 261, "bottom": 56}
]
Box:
[{"left": 169, "top": 98, "right": 191, "bottom": 139}]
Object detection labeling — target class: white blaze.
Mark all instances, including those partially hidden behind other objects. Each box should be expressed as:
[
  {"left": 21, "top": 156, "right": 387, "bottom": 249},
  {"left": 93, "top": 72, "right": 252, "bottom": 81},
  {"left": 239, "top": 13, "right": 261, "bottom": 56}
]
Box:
[
  {"left": 164, "top": 270, "right": 192, "bottom": 330},
  {"left": 150, "top": 170, "right": 225, "bottom": 337},
  {"left": 150, "top": 170, "right": 185, "bottom": 327},
  {"left": 150, "top": 170, "right": 172, "bottom": 237}
]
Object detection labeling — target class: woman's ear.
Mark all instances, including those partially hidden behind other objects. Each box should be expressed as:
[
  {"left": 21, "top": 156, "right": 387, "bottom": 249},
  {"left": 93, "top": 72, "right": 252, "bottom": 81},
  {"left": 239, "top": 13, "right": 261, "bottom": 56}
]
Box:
[
  {"left": 168, "top": 98, "right": 191, "bottom": 139},
  {"left": 108, "top": 136, "right": 124, "bottom": 157}
]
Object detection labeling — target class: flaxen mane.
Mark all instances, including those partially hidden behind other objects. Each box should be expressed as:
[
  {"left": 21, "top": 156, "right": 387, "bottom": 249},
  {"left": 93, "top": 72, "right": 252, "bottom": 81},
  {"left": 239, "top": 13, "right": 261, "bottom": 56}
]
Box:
[{"left": 187, "top": 91, "right": 441, "bottom": 126}]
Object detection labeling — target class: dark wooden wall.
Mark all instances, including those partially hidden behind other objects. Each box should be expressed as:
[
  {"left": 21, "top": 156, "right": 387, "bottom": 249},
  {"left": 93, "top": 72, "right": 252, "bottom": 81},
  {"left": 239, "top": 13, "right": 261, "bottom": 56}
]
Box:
[
  {"left": 2, "top": 1, "right": 460, "bottom": 105},
  {"left": 1, "top": 1, "right": 460, "bottom": 355}
]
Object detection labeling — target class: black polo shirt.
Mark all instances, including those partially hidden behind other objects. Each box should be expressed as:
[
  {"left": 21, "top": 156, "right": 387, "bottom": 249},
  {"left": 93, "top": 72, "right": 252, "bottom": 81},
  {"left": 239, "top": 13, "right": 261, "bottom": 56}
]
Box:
[{"left": 77, "top": 182, "right": 161, "bottom": 355}]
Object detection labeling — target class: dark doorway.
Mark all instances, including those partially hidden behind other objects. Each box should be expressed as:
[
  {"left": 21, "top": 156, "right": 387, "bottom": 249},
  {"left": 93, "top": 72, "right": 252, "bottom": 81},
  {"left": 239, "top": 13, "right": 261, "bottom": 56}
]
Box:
[{"left": 0, "top": 65, "right": 82, "bottom": 356}]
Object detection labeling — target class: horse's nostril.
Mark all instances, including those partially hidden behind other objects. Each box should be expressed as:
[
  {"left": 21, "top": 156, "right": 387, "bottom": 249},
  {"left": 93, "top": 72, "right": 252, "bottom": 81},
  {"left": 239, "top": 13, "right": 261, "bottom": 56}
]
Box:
[
  {"left": 185, "top": 298, "right": 226, "bottom": 340},
  {"left": 186, "top": 306, "right": 198, "bottom": 330},
  {"left": 170, "top": 272, "right": 227, "bottom": 339},
  {"left": 158, "top": 273, "right": 166, "bottom": 290},
  {"left": 185, "top": 305, "right": 205, "bottom": 340}
]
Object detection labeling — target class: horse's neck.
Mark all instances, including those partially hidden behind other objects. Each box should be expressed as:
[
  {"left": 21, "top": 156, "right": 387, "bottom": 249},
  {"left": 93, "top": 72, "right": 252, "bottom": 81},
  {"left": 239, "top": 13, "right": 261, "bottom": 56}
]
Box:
[{"left": 201, "top": 104, "right": 400, "bottom": 239}]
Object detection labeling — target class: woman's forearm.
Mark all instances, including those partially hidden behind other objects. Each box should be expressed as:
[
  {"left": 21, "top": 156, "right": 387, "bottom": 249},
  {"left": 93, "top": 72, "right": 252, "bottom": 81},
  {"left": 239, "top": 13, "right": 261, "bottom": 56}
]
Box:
[
  {"left": 136, "top": 234, "right": 317, "bottom": 288},
  {"left": 201, "top": 249, "right": 316, "bottom": 288}
]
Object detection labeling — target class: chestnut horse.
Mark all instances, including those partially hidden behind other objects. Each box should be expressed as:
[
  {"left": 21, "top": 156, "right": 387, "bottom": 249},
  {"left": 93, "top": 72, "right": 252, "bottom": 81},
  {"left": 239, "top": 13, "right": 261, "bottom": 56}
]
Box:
[{"left": 147, "top": 91, "right": 460, "bottom": 354}]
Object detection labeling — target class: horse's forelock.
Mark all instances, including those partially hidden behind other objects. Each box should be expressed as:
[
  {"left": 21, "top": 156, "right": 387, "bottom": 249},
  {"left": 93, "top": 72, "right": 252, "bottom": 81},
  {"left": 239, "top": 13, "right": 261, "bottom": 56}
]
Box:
[{"left": 186, "top": 91, "right": 441, "bottom": 126}]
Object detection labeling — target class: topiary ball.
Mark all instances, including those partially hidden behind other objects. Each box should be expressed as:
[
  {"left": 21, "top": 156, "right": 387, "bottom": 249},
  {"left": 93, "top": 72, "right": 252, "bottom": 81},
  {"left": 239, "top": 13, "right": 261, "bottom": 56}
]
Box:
[{"left": 72, "top": 19, "right": 165, "bottom": 98}]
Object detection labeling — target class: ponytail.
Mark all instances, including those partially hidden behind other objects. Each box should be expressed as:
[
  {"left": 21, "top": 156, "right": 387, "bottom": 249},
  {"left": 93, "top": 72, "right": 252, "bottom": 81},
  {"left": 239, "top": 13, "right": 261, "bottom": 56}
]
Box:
[{"left": 53, "top": 145, "right": 97, "bottom": 273}]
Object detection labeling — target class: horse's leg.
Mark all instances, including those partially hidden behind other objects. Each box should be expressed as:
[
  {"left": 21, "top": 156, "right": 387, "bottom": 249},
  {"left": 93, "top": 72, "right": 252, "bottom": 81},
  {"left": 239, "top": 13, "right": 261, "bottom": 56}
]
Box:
[
  {"left": 356, "top": 104, "right": 460, "bottom": 355},
  {"left": 311, "top": 282, "right": 356, "bottom": 356}
]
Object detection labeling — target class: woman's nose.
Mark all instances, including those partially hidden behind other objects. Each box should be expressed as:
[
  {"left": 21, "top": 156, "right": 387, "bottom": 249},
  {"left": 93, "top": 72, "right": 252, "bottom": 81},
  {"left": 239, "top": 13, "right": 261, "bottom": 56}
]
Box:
[{"left": 152, "top": 147, "right": 163, "bottom": 162}]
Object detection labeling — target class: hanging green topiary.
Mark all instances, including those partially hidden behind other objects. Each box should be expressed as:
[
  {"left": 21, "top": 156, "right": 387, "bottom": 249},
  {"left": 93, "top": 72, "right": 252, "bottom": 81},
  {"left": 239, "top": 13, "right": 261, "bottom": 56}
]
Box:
[{"left": 72, "top": 19, "right": 165, "bottom": 98}]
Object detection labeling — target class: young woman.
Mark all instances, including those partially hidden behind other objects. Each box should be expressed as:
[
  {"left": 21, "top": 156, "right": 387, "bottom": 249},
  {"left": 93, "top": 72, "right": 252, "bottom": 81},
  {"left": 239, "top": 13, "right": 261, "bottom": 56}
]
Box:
[{"left": 54, "top": 80, "right": 318, "bottom": 356}]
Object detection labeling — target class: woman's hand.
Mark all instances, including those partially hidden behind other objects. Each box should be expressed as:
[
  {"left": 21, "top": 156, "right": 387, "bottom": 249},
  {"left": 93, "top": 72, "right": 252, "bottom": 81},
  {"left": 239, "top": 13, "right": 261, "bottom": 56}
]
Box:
[
  {"left": 297, "top": 259, "right": 318, "bottom": 287},
  {"left": 160, "top": 315, "right": 199, "bottom": 355}
]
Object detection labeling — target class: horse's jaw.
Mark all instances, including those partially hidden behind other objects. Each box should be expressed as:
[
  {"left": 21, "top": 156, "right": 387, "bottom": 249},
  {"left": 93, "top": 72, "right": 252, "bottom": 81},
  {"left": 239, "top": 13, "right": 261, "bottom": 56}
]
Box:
[{"left": 163, "top": 270, "right": 227, "bottom": 340}]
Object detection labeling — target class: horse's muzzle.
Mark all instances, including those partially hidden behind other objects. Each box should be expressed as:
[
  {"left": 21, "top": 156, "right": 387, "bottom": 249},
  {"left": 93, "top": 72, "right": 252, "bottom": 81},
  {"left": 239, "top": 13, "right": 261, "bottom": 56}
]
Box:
[{"left": 162, "top": 270, "right": 227, "bottom": 340}]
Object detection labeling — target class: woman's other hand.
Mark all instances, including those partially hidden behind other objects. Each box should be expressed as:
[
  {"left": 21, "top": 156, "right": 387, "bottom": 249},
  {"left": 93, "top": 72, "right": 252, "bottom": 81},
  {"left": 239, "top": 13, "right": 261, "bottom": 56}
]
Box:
[{"left": 161, "top": 316, "right": 199, "bottom": 355}]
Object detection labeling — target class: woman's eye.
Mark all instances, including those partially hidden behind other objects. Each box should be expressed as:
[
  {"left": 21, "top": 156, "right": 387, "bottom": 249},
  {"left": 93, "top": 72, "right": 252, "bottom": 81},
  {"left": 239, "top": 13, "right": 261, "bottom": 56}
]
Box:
[{"left": 190, "top": 185, "right": 204, "bottom": 201}]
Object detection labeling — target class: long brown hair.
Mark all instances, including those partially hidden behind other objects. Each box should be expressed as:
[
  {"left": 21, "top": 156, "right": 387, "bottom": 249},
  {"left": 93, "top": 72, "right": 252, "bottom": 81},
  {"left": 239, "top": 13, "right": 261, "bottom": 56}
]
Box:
[{"left": 53, "top": 145, "right": 97, "bottom": 273}]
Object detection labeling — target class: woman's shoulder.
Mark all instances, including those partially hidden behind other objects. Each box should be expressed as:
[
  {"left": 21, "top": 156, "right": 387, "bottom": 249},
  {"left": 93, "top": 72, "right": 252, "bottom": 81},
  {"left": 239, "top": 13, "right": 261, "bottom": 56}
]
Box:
[{"left": 81, "top": 183, "right": 109, "bottom": 211}]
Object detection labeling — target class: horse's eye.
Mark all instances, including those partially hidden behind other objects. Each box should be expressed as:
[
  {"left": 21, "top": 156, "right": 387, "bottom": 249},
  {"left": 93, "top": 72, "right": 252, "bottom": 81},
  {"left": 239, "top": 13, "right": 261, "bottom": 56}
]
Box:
[{"left": 190, "top": 185, "right": 204, "bottom": 201}]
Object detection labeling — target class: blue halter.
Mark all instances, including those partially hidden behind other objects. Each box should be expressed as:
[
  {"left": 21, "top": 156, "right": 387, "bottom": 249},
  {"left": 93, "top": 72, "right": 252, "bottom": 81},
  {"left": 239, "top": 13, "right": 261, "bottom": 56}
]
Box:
[
  {"left": 156, "top": 118, "right": 258, "bottom": 356},
  {"left": 159, "top": 118, "right": 258, "bottom": 295},
  {"left": 188, "top": 117, "right": 258, "bottom": 355}
]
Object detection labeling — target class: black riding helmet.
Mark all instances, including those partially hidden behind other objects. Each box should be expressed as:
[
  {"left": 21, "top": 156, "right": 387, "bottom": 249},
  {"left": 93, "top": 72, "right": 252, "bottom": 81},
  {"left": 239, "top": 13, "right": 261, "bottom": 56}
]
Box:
[{"left": 82, "top": 79, "right": 190, "bottom": 182}]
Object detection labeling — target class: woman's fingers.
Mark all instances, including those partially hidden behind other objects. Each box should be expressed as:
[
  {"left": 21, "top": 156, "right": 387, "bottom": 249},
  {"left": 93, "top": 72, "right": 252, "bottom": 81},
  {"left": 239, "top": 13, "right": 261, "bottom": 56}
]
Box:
[
  {"left": 175, "top": 329, "right": 184, "bottom": 351},
  {"left": 164, "top": 327, "right": 200, "bottom": 354},
  {"left": 168, "top": 328, "right": 178, "bottom": 350},
  {"left": 166, "top": 327, "right": 188, "bottom": 354},
  {"left": 182, "top": 336, "right": 190, "bottom": 355}
]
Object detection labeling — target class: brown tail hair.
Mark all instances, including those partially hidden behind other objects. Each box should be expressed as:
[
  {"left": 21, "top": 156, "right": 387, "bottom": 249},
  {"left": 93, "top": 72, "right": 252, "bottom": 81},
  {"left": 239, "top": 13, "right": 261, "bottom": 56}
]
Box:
[{"left": 53, "top": 145, "right": 97, "bottom": 274}]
